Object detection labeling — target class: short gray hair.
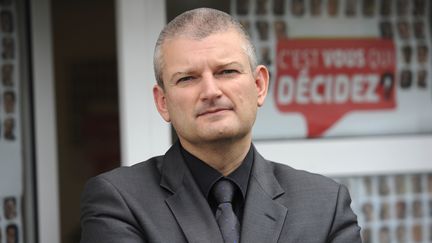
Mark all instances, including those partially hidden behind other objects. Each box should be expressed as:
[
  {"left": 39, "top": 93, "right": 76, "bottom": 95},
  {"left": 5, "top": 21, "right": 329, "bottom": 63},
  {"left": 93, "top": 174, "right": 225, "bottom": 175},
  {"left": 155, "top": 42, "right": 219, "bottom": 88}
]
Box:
[{"left": 153, "top": 8, "right": 257, "bottom": 88}]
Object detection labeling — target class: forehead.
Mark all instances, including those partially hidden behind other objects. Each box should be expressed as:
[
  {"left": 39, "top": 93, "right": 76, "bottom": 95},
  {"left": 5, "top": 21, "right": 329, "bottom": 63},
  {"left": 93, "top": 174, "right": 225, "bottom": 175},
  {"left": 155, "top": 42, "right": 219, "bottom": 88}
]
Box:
[{"left": 162, "top": 30, "right": 249, "bottom": 68}]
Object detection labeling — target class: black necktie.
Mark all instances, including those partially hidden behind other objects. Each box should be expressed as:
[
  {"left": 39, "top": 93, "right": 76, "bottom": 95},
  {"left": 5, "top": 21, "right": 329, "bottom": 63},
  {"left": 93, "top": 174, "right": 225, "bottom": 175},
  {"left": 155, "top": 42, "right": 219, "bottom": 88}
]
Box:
[{"left": 212, "top": 179, "right": 240, "bottom": 243}]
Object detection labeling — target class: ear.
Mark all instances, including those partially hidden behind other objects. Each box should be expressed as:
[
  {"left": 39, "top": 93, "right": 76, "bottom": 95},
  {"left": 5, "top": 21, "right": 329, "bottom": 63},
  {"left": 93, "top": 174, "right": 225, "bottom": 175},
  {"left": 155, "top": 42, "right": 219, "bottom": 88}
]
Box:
[
  {"left": 153, "top": 84, "right": 171, "bottom": 122},
  {"left": 254, "top": 65, "right": 270, "bottom": 107}
]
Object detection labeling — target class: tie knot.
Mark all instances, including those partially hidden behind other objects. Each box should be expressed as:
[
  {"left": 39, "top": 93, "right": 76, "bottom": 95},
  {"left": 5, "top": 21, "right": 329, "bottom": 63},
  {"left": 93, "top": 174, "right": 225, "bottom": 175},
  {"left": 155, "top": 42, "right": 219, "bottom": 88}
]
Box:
[{"left": 212, "top": 179, "right": 236, "bottom": 204}]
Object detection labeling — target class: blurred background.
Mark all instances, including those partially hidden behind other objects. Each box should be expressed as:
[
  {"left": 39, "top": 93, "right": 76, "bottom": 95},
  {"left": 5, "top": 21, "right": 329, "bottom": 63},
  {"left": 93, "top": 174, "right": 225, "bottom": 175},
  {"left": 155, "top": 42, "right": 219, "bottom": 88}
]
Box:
[{"left": 0, "top": 0, "right": 431, "bottom": 242}]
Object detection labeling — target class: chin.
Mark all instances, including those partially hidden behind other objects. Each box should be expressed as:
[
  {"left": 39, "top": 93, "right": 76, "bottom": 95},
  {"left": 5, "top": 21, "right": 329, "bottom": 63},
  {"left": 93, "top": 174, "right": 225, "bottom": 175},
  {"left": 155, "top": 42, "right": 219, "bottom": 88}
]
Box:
[{"left": 202, "top": 127, "right": 250, "bottom": 143}]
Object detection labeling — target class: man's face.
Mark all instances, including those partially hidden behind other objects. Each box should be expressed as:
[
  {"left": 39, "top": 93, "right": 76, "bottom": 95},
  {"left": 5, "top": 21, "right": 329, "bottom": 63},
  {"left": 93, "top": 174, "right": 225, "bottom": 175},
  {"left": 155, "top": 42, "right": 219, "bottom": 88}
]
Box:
[
  {"left": 5, "top": 199, "right": 16, "bottom": 219},
  {"left": 7, "top": 227, "right": 16, "bottom": 243},
  {"left": 4, "top": 93, "right": 14, "bottom": 113},
  {"left": 4, "top": 118, "right": 13, "bottom": 132},
  {"left": 153, "top": 29, "right": 268, "bottom": 146}
]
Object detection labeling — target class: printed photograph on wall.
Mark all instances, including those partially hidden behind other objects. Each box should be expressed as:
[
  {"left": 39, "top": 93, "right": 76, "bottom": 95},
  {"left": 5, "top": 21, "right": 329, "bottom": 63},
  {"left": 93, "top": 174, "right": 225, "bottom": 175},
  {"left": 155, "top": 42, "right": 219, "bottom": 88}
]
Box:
[{"left": 0, "top": 0, "right": 23, "bottom": 240}]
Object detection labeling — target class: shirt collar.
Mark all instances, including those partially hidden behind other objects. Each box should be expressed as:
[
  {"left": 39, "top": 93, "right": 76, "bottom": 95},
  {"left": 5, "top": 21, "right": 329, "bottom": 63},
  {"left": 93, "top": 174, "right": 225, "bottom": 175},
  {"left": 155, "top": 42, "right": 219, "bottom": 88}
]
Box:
[{"left": 180, "top": 143, "right": 254, "bottom": 200}]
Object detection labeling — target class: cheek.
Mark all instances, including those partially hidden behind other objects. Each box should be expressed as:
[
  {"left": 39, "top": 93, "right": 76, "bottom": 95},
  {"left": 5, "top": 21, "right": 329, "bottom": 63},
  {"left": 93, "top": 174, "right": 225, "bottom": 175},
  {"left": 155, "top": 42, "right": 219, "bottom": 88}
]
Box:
[
  {"left": 242, "top": 86, "right": 260, "bottom": 114},
  {"left": 237, "top": 84, "right": 258, "bottom": 105},
  {"left": 166, "top": 94, "right": 192, "bottom": 119}
]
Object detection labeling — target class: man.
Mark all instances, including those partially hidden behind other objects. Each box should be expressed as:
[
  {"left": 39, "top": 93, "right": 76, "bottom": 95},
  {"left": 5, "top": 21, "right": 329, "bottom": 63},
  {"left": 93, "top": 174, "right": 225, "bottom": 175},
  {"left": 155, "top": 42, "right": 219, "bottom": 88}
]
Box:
[
  {"left": 81, "top": 8, "right": 361, "bottom": 243},
  {"left": 3, "top": 91, "right": 15, "bottom": 113},
  {"left": 3, "top": 117, "right": 15, "bottom": 140},
  {"left": 4, "top": 197, "right": 17, "bottom": 219},
  {"left": 6, "top": 224, "right": 18, "bottom": 243}
]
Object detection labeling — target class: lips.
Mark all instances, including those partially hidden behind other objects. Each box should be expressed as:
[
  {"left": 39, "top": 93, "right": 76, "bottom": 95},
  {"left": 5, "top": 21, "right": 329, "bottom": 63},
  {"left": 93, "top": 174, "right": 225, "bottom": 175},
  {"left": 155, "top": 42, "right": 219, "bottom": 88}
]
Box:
[{"left": 197, "top": 107, "right": 233, "bottom": 117}]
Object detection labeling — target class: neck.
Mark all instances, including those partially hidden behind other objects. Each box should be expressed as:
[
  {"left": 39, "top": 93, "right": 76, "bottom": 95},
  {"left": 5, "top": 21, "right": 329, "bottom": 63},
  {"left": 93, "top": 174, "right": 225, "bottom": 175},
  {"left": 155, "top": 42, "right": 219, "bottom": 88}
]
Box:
[{"left": 180, "top": 136, "right": 252, "bottom": 176}]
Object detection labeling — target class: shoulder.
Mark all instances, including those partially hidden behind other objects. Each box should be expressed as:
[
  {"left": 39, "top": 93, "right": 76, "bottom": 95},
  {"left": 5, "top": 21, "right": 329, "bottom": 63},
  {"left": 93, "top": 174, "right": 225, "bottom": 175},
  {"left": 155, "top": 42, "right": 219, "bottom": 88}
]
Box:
[
  {"left": 262, "top": 161, "right": 355, "bottom": 225},
  {"left": 84, "top": 155, "right": 165, "bottom": 196},
  {"left": 267, "top": 160, "right": 342, "bottom": 195},
  {"left": 255, "top": 158, "right": 361, "bottom": 241},
  {"left": 102, "top": 155, "right": 163, "bottom": 180},
  {"left": 251, "top": 145, "right": 340, "bottom": 193}
]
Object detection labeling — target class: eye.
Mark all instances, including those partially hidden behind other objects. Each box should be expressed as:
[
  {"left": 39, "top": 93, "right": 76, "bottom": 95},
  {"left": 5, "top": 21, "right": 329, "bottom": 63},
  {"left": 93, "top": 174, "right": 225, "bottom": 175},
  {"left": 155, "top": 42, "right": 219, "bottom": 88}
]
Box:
[
  {"left": 177, "top": 76, "right": 194, "bottom": 83},
  {"left": 215, "top": 69, "right": 240, "bottom": 79},
  {"left": 220, "top": 69, "right": 239, "bottom": 75}
]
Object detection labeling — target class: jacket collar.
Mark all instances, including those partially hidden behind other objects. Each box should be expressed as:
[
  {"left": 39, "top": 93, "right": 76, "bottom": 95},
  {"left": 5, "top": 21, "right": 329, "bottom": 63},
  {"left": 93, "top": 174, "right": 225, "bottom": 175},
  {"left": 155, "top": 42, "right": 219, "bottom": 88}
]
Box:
[
  {"left": 159, "top": 142, "right": 288, "bottom": 243},
  {"left": 160, "top": 142, "right": 224, "bottom": 243},
  {"left": 240, "top": 146, "right": 288, "bottom": 242}
]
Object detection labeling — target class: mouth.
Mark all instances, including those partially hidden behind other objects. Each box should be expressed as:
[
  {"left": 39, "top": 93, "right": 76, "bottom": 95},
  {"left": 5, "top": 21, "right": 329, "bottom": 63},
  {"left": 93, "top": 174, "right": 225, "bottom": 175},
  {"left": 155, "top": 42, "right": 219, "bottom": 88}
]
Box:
[{"left": 197, "top": 107, "right": 233, "bottom": 117}]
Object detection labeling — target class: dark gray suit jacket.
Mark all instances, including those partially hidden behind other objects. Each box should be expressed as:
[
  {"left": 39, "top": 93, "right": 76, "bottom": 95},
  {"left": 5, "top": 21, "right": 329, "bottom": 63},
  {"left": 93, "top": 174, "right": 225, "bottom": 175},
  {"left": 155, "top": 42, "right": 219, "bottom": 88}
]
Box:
[{"left": 80, "top": 142, "right": 361, "bottom": 243}]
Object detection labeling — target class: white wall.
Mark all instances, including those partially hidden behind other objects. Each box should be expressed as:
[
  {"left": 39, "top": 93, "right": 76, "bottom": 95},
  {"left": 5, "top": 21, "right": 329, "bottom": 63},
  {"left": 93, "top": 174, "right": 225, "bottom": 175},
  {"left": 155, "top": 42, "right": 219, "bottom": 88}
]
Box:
[
  {"left": 30, "top": 0, "right": 61, "bottom": 242},
  {"left": 255, "top": 135, "right": 432, "bottom": 176},
  {"left": 116, "top": 0, "right": 171, "bottom": 166}
]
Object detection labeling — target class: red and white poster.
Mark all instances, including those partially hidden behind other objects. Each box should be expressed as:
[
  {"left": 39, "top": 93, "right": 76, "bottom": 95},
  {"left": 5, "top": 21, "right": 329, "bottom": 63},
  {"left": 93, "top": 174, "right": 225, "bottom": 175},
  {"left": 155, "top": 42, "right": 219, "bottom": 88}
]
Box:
[
  {"left": 274, "top": 39, "right": 396, "bottom": 137},
  {"left": 232, "top": 0, "right": 432, "bottom": 139}
]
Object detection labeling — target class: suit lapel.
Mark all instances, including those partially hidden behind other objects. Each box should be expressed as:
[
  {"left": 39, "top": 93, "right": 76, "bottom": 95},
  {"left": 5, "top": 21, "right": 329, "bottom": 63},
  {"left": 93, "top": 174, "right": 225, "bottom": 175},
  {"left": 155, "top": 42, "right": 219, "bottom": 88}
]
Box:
[
  {"left": 160, "top": 143, "right": 224, "bottom": 243},
  {"left": 240, "top": 148, "right": 288, "bottom": 243}
]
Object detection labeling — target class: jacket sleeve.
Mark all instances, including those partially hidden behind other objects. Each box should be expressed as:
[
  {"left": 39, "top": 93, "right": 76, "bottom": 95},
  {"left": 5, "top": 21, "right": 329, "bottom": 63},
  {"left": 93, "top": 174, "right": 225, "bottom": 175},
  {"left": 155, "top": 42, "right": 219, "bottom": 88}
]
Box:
[
  {"left": 328, "top": 184, "right": 362, "bottom": 243},
  {"left": 80, "top": 176, "right": 147, "bottom": 243}
]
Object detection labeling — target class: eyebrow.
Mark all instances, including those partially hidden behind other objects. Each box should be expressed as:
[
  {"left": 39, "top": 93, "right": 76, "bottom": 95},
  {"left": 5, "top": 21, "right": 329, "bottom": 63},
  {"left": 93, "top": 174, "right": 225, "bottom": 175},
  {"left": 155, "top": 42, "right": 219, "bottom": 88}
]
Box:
[
  {"left": 169, "top": 71, "right": 193, "bottom": 83},
  {"left": 169, "top": 61, "right": 245, "bottom": 82},
  {"left": 216, "top": 61, "right": 244, "bottom": 70}
]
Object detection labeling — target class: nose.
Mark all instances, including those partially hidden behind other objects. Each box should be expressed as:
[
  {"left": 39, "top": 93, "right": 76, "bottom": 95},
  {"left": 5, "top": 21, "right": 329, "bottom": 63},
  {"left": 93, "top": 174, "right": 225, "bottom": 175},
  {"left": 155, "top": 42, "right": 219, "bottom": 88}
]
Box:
[{"left": 199, "top": 73, "right": 222, "bottom": 101}]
